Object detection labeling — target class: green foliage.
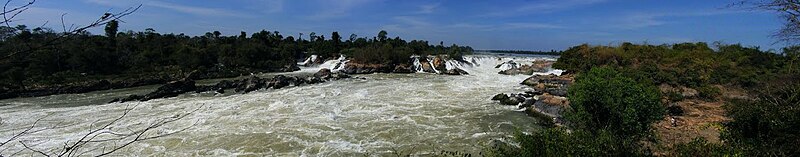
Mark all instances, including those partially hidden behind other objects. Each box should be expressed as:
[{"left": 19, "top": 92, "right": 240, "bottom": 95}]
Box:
[
  {"left": 489, "top": 128, "right": 645, "bottom": 157},
  {"left": 697, "top": 85, "right": 721, "bottom": 101},
  {"left": 567, "top": 67, "right": 665, "bottom": 138},
  {"left": 0, "top": 26, "right": 470, "bottom": 89},
  {"left": 721, "top": 80, "right": 800, "bottom": 156},
  {"left": 492, "top": 67, "right": 663, "bottom": 157},
  {"left": 553, "top": 42, "right": 789, "bottom": 88},
  {"left": 673, "top": 138, "right": 743, "bottom": 157}
]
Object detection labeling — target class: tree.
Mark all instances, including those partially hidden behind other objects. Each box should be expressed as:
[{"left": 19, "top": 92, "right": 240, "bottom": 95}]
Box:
[
  {"left": 104, "top": 20, "right": 118, "bottom": 38},
  {"left": 377, "top": 30, "right": 388, "bottom": 42}
]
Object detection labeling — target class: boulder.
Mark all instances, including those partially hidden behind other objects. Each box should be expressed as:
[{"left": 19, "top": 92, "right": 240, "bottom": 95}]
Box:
[
  {"left": 441, "top": 68, "right": 469, "bottom": 75},
  {"left": 432, "top": 56, "right": 447, "bottom": 72},
  {"left": 531, "top": 94, "right": 570, "bottom": 118},
  {"left": 235, "top": 76, "right": 267, "bottom": 93},
  {"left": 140, "top": 80, "right": 197, "bottom": 101},
  {"left": 492, "top": 93, "right": 509, "bottom": 100},
  {"left": 420, "top": 59, "right": 436, "bottom": 73},
  {"left": 521, "top": 74, "right": 573, "bottom": 97},
  {"left": 340, "top": 62, "right": 392, "bottom": 74},
  {"left": 330, "top": 72, "right": 351, "bottom": 80},
  {"left": 271, "top": 75, "right": 291, "bottom": 89},
  {"left": 392, "top": 64, "right": 415, "bottom": 73},
  {"left": 495, "top": 60, "right": 518, "bottom": 69},
  {"left": 315, "top": 68, "right": 332, "bottom": 79}
]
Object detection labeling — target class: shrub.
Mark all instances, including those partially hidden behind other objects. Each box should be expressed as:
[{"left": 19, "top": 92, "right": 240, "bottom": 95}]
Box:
[
  {"left": 722, "top": 80, "right": 800, "bottom": 156},
  {"left": 697, "top": 85, "right": 721, "bottom": 101},
  {"left": 488, "top": 128, "right": 645, "bottom": 157},
  {"left": 673, "top": 138, "right": 742, "bottom": 157},
  {"left": 566, "top": 67, "right": 665, "bottom": 138}
]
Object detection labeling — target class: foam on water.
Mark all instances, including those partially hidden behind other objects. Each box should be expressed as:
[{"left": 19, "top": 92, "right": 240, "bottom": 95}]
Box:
[{"left": 0, "top": 55, "right": 561, "bottom": 156}]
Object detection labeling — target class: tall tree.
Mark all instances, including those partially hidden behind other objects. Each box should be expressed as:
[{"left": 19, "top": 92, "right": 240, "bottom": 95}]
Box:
[{"left": 104, "top": 20, "right": 119, "bottom": 38}]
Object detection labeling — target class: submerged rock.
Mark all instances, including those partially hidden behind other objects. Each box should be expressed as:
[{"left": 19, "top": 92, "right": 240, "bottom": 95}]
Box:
[
  {"left": 492, "top": 93, "right": 509, "bottom": 100},
  {"left": 113, "top": 71, "right": 353, "bottom": 103},
  {"left": 315, "top": 68, "right": 333, "bottom": 79},
  {"left": 393, "top": 64, "right": 415, "bottom": 73},
  {"left": 135, "top": 80, "right": 197, "bottom": 102},
  {"left": 441, "top": 68, "right": 469, "bottom": 75}
]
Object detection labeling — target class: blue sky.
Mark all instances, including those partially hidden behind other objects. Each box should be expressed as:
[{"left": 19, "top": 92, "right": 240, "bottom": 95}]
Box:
[{"left": 13, "top": 0, "right": 785, "bottom": 50}]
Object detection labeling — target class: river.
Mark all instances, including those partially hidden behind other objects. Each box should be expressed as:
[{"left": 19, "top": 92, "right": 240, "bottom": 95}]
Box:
[{"left": 0, "top": 55, "right": 560, "bottom": 156}]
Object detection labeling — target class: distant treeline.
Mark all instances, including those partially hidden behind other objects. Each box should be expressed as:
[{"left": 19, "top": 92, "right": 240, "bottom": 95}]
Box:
[
  {"left": 0, "top": 21, "right": 472, "bottom": 90},
  {"left": 479, "top": 50, "right": 561, "bottom": 55}
]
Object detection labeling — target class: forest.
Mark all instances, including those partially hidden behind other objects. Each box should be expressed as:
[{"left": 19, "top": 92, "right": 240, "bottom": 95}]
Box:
[{"left": 0, "top": 22, "right": 472, "bottom": 94}]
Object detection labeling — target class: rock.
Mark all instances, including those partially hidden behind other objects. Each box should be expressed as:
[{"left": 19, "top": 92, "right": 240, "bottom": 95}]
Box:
[
  {"left": 315, "top": 68, "right": 332, "bottom": 79},
  {"left": 235, "top": 76, "right": 267, "bottom": 93},
  {"left": 280, "top": 64, "right": 301, "bottom": 72},
  {"left": 492, "top": 93, "right": 509, "bottom": 100},
  {"left": 441, "top": 68, "right": 469, "bottom": 75},
  {"left": 420, "top": 58, "right": 436, "bottom": 73},
  {"left": 520, "top": 98, "right": 536, "bottom": 108},
  {"left": 271, "top": 75, "right": 291, "bottom": 89},
  {"left": 340, "top": 62, "right": 392, "bottom": 74},
  {"left": 531, "top": 94, "right": 569, "bottom": 118},
  {"left": 521, "top": 74, "right": 573, "bottom": 97},
  {"left": 305, "top": 76, "right": 324, "bottom": 84},
  {"left": 432, "top": 56, "right": 447, "bottom": 72},
  {"left": 667, "top": 103, "right": 684, "bottom": 116},
  {"left": 495, "top": 60, "right": 518, "bottom": 69},
  {"left": 329, "top": 72, "right": 351, "bottom": 80},
  {"left": 140, "top": 80, "right": 197, "bottom": 101},
  {"left": 393, "top": 64, "right": 415, "bottom": 73}
]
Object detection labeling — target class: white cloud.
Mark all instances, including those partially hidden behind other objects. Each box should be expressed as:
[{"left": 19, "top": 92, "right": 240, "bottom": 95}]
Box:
[
  {"left": 485, "top": 0, "right": 606, "bottom": 17},
  {"left": 307, "top": 0, "right": 375, "bottom": 20},
  {"left": 416, "top": 3, "right": 440, "bottom": 14},
  {"left": 613, "top": 10, "right": 742, "bottom": 29},
  {"left": 85, "top": 0, "right": 250, "bottom": 17}
]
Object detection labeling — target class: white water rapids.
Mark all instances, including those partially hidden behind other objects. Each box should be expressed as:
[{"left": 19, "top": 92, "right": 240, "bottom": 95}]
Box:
[{"left": 0, "top": 55, "right": 561, "bottom": 156}]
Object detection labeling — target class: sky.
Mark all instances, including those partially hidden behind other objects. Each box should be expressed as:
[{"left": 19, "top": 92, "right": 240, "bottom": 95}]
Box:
[{"left": 11, "top": 0, "right": 787, "bottom": 50}]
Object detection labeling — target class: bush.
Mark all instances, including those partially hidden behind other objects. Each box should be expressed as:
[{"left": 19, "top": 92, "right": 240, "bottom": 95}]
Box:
[
  {"left": 566, "top": 67, "right": 665, "bottom": 138},
  {"left": 673, "top": 138, "right": 742, "bottom": 157},
  {"left": 697, "top": 85, "right": 721, "bottom": 101},
  {"left": 489, "top": 128, "right": 645, "bottom": 157},
  {"left": 721, "top": 80, "right": 800, "bottom": 156}
]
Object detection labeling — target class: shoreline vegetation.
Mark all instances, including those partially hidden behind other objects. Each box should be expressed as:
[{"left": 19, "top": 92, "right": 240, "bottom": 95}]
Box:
[
  {"left": 0, "top": 23, "right": 473, "bottom": 99},
  {"left": 489, "top": 42, "right": 799, "bottom": 156},
  {"left": 478, "top": 49, "right": 562, "bottom": 56}
]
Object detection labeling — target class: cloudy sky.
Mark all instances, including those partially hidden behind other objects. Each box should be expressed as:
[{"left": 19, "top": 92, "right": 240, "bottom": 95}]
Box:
[{"left": 12, "top": 0, "right": 784, "bottom": 50}]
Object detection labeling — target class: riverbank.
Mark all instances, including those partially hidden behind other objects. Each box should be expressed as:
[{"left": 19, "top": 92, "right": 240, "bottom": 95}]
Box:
[{"left": 0, "top": 64, "right": 300, "bottom": 100}]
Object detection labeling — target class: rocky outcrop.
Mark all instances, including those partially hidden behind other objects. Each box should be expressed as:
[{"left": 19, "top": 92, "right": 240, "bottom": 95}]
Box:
[
  {"left": 432, "top": 56, "right": 447, "bottom": 72},
  {"left": 441, "top": 68, "right": 469, "bottom": 75},
  {"left": 492, "top": 93, "right": 527, "bottom": 106},
  {"left": 498, "top": 60, "right": 555, "bottom": 75},
  {"left": 339, "top": 62, "right": 393, "bottom": 74},
  {"left": 111, "top": 69, "right": 351, "bottom": 103},
  {"left": 495, "top": 60, "right": 518, "bottom": 69},
  {"left": 111, "top": 79, "right": 196, "bottom": 103},
  {"left": 420, "top": 58, "right": 436, "bottom": 73},
  {"left": 521, "top": 74, "right": 573, "bottom": 97},
  {"left": 490, "top": 73, "right": 573, "bottom": 126},
  {"left": 392, "top": 64, "right": 415, "bottom": 73}
]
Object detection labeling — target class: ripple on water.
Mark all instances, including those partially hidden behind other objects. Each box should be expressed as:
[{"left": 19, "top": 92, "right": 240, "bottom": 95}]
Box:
[{"left": 0, "top": 55, "right": 558, "bottom": 156}]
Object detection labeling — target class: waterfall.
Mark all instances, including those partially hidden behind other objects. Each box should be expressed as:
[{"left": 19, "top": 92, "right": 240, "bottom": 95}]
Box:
[
  {"left": 300, "top": 55, "right": 319, "bottom": 66},
  {"left": 412, "top": 56, "right": 423, "bottom": 72}
]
